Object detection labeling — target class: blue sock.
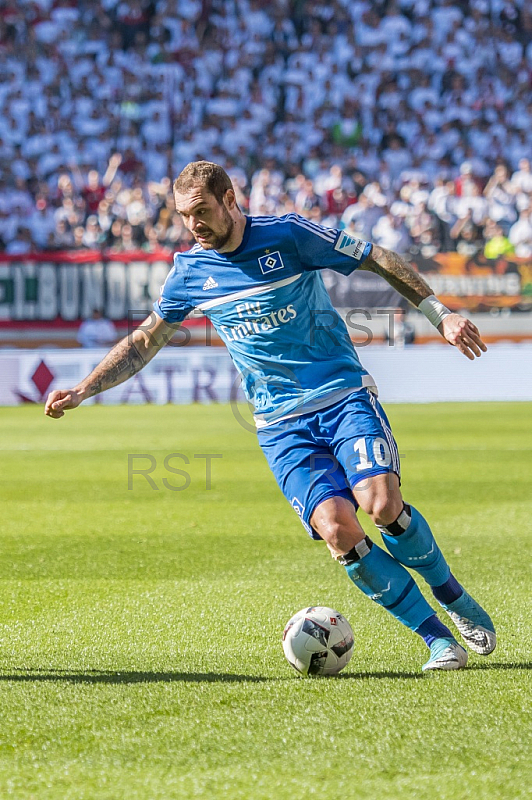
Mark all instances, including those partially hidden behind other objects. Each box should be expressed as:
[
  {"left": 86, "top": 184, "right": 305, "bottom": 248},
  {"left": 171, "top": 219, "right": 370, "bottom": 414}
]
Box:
[
  {"left": 415, "top": 614, "right": 454, "bottom": 647},
  {"left": 339, "top": 537, "right": 435, "bottom": 632},
  {"left": 432, "top": 573, "right": 463, "bottom": 605},
  {"left": 379, "top": 505, "right": 463, "bottom": 604}
]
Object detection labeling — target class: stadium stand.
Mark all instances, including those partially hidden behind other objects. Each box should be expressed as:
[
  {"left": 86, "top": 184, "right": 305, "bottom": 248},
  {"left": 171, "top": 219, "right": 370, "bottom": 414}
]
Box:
[{"left": 0, "top": 0, "right": 531, "bottom": 258}]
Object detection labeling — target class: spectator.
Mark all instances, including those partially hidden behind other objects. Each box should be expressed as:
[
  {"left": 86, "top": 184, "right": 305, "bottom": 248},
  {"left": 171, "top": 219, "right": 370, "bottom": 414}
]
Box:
[
  {"left": 454, "top": 162, "right": 483, "bottom": 198},
  {"left": 72, "top": 226, "right": 87, "bottom": 250},
  {"left": 483, "top": 222, "right": 515, "bottom": 259},
  {"left": 484, "top": 164, "right": 518, "bottom": 229},
  {"left": 372, "top": 211, "right": 412, "bottom": 254},
  {"left": 82, "top": 216, "right": 103, "bottom": 248},
  {"left": 77, "top": 310, "right": 117, "bottom": 348},
  {"left": 5, "top": 227, "right": 33, "bottom": 254},
  {"left": 408, "top": 201, "right": 441, "bottom": 250},
  {"left": 454, "top": 184, "right": 489, "bottom": 226},
  {"left": 509, "top": 207, "right": 532, "bottom": 257},
  {"left": 450, "top": 214, "right": 485, "bottom": 257},
  {"left": 52, "top": 219, "right": 74, "bottom": 249},
  {"left": 341, "top": 193, "right": 383, "bottom": 240}
]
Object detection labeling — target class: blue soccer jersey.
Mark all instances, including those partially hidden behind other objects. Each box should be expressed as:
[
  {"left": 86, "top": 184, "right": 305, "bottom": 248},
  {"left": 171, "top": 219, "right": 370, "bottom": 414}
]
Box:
[{"left": 154, "top": 214, "right": 376, "bottom": 426}]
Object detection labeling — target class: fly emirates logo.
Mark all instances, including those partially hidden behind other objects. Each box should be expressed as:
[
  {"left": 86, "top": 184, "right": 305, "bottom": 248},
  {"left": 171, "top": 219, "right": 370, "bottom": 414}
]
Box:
[{"left": 218, "top": 300, "right": 297, "bottom": 342}]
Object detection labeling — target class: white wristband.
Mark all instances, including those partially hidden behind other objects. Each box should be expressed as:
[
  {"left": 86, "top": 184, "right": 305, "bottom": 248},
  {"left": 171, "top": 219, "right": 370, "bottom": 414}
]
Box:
[{"left": 418, "top": 295, "right": 452, "bottom": 328}]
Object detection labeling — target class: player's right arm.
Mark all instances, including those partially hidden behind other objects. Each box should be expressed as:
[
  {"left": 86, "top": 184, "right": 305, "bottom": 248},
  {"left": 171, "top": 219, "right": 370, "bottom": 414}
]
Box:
[{"left": 44, "top": 313, "right": 178, "bottom": 419}]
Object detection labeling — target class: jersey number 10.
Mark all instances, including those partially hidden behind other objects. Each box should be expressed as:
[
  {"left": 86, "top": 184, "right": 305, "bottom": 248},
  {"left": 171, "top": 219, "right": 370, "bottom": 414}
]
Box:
[{"left": 353, "top": 437, "right": 392, "bottom": 471}]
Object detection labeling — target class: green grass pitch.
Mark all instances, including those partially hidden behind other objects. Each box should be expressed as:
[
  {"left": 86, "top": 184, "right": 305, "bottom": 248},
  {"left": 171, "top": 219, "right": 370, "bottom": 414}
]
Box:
[{"left": 0, "top": 401, "right": 531, "bottom": 799}]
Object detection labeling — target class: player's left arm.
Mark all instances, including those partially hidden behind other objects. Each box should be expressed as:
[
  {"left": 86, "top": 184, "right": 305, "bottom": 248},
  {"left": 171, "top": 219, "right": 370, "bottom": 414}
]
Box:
[{"left": 361, "top": 244, "right": 487, "bottom": 360}]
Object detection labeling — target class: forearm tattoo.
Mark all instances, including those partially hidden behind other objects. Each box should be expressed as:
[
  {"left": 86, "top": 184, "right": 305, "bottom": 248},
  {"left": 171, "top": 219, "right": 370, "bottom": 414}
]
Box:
[
  {"left": 363, "top": 245, "right": 434, "bottom": 307},
  {"left": 79, "top": 338, "right": 147, "bottom": 398}
]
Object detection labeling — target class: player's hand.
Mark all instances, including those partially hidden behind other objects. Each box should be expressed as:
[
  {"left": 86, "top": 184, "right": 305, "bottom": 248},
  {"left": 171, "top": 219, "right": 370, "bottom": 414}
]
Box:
[
  {"left": 438, "top": 314, "right": 487, "bottom": 360},
  {"left": 44, "top": 389, "right": 83, "bottom": 419}
]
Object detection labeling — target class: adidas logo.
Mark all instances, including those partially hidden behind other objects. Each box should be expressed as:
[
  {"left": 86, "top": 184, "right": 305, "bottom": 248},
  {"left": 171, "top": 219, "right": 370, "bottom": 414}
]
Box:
[{"left": 202, "top": 276, "right": 218, "bottom": 291}]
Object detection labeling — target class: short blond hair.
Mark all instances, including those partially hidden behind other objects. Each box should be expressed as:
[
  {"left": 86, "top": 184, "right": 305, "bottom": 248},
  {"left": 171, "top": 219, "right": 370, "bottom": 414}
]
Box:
[{"left": 173, "top": 161, "right": 233, "bottom": 204}]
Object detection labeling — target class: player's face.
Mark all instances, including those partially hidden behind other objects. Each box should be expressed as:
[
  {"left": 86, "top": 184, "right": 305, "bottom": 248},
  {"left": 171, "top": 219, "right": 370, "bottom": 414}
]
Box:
[{"left": 174, "top": 186, "right": 234, "bottom": 250}]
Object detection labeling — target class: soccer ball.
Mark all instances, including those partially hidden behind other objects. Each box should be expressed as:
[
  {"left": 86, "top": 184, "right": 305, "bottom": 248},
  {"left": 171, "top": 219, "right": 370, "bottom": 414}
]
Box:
[{"left": 282, "top": 606, "right": 354, "bottom": 677}]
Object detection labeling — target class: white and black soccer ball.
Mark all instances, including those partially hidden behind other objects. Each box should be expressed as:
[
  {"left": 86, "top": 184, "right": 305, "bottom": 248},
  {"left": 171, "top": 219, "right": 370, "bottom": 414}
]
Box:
[{"left": 282, "top": 606, "right": 354, "bottom": 676}]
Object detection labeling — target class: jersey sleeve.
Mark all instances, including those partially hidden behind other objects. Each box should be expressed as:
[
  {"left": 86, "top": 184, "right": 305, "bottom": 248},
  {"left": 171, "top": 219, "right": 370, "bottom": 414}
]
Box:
[
  {"left": 153, "top": 258, "right": 194, "bottom": 324},
  {"left": 289, "top": 215, "right": 372, "bottom": 275}
]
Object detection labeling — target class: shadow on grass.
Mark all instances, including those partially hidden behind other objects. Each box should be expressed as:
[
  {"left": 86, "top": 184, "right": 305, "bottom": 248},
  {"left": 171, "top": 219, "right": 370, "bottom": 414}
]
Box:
[
  {"left": 0, "top": 669, "right": 271, "bottom": 684},
  {"left": 0, "top": 662, "right": 528, "bottom": 684},
  {"left": 0, "top": 668, "right": 424, "bottom": 682}
]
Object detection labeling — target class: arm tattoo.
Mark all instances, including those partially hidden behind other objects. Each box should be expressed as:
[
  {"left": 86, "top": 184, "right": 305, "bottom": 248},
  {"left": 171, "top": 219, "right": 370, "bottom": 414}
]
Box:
[
  {"left": 361, "top": 244, "right": 434, "bottom": 307},
  {"left": 77, "top": 338, "right": 147, "bottom": 398}
]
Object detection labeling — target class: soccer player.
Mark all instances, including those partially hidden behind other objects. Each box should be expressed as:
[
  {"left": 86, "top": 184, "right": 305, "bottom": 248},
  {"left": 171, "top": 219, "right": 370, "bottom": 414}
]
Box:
[{"left": 45, "top": 161, "right": 496, "bottom": 671}]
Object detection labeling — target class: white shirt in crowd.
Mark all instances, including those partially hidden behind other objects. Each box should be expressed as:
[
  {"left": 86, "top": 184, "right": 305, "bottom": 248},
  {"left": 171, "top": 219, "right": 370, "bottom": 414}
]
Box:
[{"left": 77, "top": 316, "right": 117, "bottom": 348}]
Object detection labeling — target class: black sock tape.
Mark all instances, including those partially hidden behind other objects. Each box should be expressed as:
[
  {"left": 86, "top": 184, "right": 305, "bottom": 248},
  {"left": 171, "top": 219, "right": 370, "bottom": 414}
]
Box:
[
  {"left": 338, "top": 536, "right": 373, "bottom": 566},
  {"left": 380, "top": 503, "right": 411, "bottom": 536}
]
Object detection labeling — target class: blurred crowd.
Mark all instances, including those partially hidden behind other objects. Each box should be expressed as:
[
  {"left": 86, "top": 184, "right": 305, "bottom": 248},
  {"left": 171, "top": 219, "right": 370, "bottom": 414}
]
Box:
[{"left": 0, "top": 0, "right": 531, "bottom": 258}]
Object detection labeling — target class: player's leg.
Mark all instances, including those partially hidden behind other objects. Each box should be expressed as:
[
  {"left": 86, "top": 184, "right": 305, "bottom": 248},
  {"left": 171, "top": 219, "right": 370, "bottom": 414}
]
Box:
[
  {"left": 258, "top": 407, "right": 465, "bottom": 670},
  {"left": 310, "top": 494, "right": 448, "bottom": 639},
  {"left": 310, "top": 495, "right": 466, "bottom": 671},
  {"left": 362, "top": 474, "right": 496, "bottom": 656},
  {"left": 353, "top": 472, "right": 454, "bottom": 593},
  {"left": 345, "top": 395, "right": 495, "bottom": 656}
]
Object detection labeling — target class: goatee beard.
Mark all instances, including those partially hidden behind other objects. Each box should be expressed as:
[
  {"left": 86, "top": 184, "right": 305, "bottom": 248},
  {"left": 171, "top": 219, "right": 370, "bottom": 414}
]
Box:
[
  {"left": 201, "top": 228, "right": 232, "bottom": 250},
  {"left": 196, "top": 211, "right": 234, "bottom": 250}
]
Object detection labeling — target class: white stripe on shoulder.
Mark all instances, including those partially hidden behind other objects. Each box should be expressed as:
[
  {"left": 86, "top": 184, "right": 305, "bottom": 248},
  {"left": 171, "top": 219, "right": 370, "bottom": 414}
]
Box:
[
  {"left": 252, "top": 213, "right": 336, "bottom": 235},
  {"left": 290, "top": 216, "right": 337, "bottom": 241},
  {"left": 252, "top": 215, "right": 336, "bottom": 243},
  {"left": 252, "top": 212, "right": 336, "bottom": 234},
  {"left": 257, "top": 213, "right": 336, "bottom": 240},
  {"left": 195, "top": 273, "right": 303, "bottom": 311},
  {"left": 250, "top": 216, "right": 284, "bottom": 225},
  {"left": 286, "top": 214, "right": 337, "bottom": 236}
]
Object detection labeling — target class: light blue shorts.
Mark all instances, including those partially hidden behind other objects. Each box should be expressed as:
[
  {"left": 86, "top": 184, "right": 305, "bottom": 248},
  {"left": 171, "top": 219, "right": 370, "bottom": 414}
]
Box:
[{"left": 257, "top": 389, "right": 400, "bottom": 540}]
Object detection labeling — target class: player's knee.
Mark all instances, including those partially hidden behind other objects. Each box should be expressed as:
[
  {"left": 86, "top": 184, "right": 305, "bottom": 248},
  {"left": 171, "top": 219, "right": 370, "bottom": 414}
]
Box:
[
  {"left": 311, "top": 497, "right": 364, "bottom": 552},
  {"left": 317, "top": 519, "right": 347, "bottom": 549},
  {"left": 359, "top": 491, "right": 403, "bottom": 527},
  {"left": 354, "top": 473, "right": 403, "bottom": 527}
]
